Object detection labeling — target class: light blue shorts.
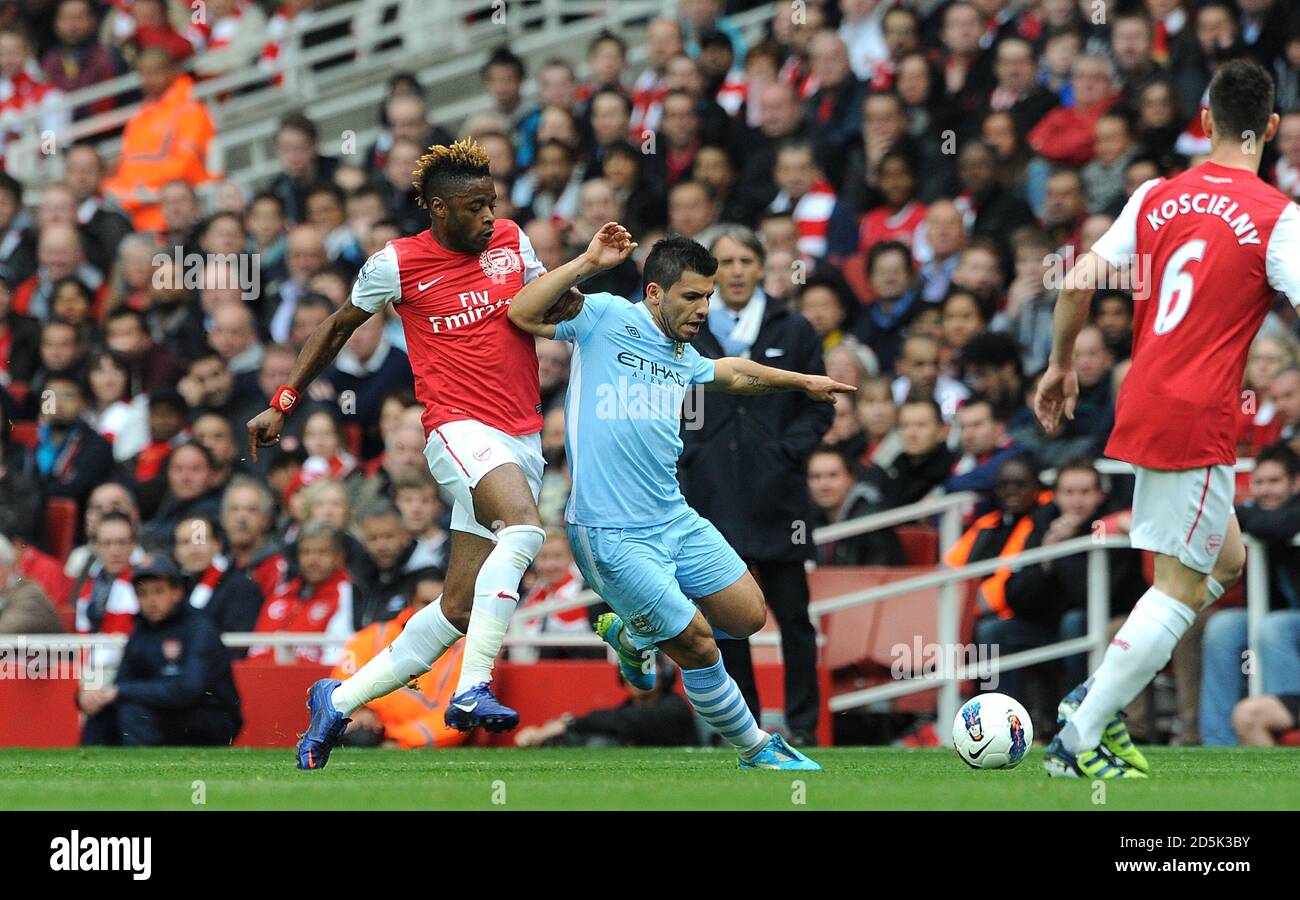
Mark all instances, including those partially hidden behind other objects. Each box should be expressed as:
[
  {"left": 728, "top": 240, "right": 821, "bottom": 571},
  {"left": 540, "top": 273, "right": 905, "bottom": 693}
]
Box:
[{"left": 568, "top": 507, "right": 749, "bottom": 650}]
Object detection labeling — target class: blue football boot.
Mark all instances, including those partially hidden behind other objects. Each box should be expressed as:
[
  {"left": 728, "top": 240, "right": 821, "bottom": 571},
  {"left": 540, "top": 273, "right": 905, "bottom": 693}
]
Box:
[
  {"left": 444, "top": 681, "right": 520, "bottom": 732},
  {"left": 297, "top": 678, "right": 350, "bottom": 770},
  {"left": 739, "top": 733, "right": 823, "bottom": 771}
]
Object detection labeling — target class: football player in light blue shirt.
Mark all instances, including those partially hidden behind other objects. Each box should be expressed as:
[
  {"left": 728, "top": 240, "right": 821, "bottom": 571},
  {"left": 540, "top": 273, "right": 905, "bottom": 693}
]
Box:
[{"left": 510, "top": 225, "right": 854, "bottom": 769}]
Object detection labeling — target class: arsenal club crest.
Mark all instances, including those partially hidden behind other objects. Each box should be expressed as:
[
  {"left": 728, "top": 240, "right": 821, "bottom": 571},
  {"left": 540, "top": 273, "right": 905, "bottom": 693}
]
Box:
[
  {"left": 162, "top": 639, "right": 183, "bottom": 662},
  {"left": 479, "top": 246, "right": 521, "bottom": 279}
]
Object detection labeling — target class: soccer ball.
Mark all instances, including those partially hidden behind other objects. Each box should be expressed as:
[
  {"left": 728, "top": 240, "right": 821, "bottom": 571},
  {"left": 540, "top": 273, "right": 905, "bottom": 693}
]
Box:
[{"left": 952, "top": 693, "right": 1034, "bottom": 769}]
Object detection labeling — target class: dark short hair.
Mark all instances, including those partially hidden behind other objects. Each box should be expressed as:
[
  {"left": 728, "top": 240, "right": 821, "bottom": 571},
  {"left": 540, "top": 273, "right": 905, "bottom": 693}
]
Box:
[
  {"left": 997, "top": 454, "right": 1039, "bottom": 483},
  {"left": 98, "top": 510, "right": 136, "bottom": 537},
  {"left": 808, "top": 444, "right": 854, "bottom": 473},
  {"left": 899, "top": 398, "right": 943, "bottom": 424},
  {"left": 1257, "top": 442, "right": 1300, "bottom": 479},
  {"left": 104, "top": 305, "right": 147, "bottom": 330},
  {"left": 1056, "top": 457, "right": 1102, "bottom": 490},
  {"left": 588, "top": 29, "right": 627, "bottom": 57},
  {"left": 294, "top": 292, "right": 335, "bottom": 316},
  {"left": 277, "top": 111, "right": 318, "bottom": 144},
  {"left": 961, "top": 331, "right": 1024, "bottom": 378},
  {"left": 482, "top": 46, "right": 524, "bottom": 81},
  {"left": 1092, "top": 289, "right": 1133, "bottom": 318},
  {"left": 249, "top": 191, "right": 287, "bottom": 215},
  {"left": 643, "top": 235, "right": 718, "bottom": 296},
  {"left": 958, "top": 394, "right": 1002, "bottom": 422},
  {"left": 1208, "top": 58, "right": 1275, "bottom": 143},
  {"left": 866, "top": 240, "right": 913, "bottom": 277},
  {"left": 305, "top": 181, "right": 346, "bottom": 207}
]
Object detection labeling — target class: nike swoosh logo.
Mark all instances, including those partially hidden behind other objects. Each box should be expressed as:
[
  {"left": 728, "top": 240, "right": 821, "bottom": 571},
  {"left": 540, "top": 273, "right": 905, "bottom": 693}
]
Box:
[
  {"left": 968, "top": 739, "right": 993, "bottom": 759},
  {"left": 453, "top": 701, "right": 478, "bottom": 712},
  {"left": 418, "top": 276, "right": 445, "bottom": 291}
]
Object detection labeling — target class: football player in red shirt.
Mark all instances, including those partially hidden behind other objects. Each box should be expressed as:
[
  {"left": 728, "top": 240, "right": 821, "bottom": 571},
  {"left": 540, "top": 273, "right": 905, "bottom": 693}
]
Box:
[
  {"left": 1036, "top": 60, "right": 1300, "bottom": 779},
  {"left": 248, "top": 140, "right": 583, "bottom": 769}
]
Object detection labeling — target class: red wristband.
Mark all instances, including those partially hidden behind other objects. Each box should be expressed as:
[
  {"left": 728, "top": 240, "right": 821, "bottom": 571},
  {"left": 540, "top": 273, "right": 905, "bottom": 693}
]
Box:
[{"left": 271, "top": 384, "right": 301, "bottom": 415}]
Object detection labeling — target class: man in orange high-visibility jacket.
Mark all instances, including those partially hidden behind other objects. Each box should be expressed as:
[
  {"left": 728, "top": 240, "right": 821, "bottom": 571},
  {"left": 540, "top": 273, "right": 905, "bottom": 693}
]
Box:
[
  {"left": 329, "top": 573, "right": 470, "bottom": 750},
  {"left": 101, "top": 49, "right": 215, "bottom": 234},
  {"left": 943, "top": 455, "right": 1055, "bottom": 704}
]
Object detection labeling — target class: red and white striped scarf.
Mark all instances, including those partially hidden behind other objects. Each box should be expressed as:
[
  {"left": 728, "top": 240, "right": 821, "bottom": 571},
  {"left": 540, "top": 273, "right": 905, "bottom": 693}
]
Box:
[
  {"left": 76, "top": 562, "right": 137, "bottom": 635},
  {"left": 187, "top": 555, "right": 229, "bottom": 611}
]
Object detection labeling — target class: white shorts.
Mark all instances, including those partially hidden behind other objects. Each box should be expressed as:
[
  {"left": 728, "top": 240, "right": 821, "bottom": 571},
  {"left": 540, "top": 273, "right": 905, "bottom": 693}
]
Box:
[
  {"left": 1129, "top": 464, "right": 1235, "bottom": 574},
  {"left": 423, "top": 419, "right": 544, "bottom": 541}
]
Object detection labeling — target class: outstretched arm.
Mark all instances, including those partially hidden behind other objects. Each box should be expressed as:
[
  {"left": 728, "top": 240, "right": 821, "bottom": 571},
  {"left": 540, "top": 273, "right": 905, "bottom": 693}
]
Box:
[
  {"left": 509, "top": 222, "right": 636, "bottom": 338},
  {"left": 1035, "top": 250, "right": 1106, "bottom": 432},
  {"left": 246, "top": 302, "right": 373, "bottom": 459},
  {"left": 709, "top": 356, "right": 856, "bottom": 401}
]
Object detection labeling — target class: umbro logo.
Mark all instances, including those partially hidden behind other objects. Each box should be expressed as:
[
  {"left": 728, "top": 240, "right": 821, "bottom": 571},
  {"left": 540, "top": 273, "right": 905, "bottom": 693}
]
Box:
[
  {"left": 418, "top": 276, "right": 445, "bottom": 291},
  {"left": 625, "top": 325, "right": 640, "bottom": 338}
]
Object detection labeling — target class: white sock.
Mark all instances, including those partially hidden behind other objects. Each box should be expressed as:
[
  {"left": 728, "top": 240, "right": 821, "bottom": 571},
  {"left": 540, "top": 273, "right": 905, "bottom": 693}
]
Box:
[
  {"left": 1061, "top": 587, "right": 1195, "bottom": 753},
  {"left": 331, "top": 596, "right": 463, "bottom": 715},
  {"left": 454, "top": 524, "right": 545, "bottom": 695},
  {"left": 1201, "top": 576, "right": 1225, "bottom": 611}
]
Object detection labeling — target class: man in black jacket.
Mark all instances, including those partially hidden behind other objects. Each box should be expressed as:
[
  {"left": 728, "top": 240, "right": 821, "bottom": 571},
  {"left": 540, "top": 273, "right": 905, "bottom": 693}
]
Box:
[
  {"left": 350, "top": 500, "right": 445, "bottom": 629},
  {"left": 80, "top": 556, "right": 242, "bottom": 746},
  {"left": 678, "top": 226, "right": 834, "bottom": 745},
  {"left": 173, "top": 515, "right": 264, "bottom": 658},
  {"left": 873, "top": 399, "right": 957, "bottom": 509},
  {"left": 19, "top": 373, "right": 113, "bottom": 509}
]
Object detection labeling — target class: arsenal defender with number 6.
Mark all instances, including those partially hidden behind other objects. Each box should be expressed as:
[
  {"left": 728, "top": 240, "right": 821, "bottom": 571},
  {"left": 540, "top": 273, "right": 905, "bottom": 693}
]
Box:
[
  {"left": 1035, "top": 60, "right": 1300, "bottom": 779},
  {"left": 247, "top": 140, "right": 581, "bottom": 769}
]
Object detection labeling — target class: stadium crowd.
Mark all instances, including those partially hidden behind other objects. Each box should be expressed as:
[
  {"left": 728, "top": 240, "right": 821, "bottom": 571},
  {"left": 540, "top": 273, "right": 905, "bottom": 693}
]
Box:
[{"left": 2, "top": 0, "right": 1300, "bottom": 749}]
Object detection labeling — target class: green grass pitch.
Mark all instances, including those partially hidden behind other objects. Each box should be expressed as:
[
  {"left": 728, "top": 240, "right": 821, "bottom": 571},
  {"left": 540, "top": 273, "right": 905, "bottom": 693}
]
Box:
[{"left": 3, "top": 746, "right": 1300, "bottom": 810}]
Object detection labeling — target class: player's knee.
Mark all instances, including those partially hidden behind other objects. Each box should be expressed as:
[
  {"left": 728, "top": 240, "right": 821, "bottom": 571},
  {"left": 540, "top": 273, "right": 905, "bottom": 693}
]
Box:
[
  {"left": 734, "top": 593, "right": 767, "bottom": 638},
  {"left": 440, "top": 588, "right": 473, "bottom": 631},
  {"left": 1214, "top": 551, "right": 1245, "bottom": 590},
  {"left": 496, "top": 524, "right": 545, "bottom": 567},
  {"left": 674, "top": 619, "right": 720, "bottom": 669}
]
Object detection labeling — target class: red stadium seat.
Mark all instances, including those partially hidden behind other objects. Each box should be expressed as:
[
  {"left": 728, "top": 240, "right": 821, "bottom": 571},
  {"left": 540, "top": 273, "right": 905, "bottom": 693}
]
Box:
[
  {"left": 5, "top": 382, "right": 28, "bottom": 408},
  {"left": 44, "top": 498, "right": 79, "bottom": 561},
  {"left": 895, "top": 525, "right": 939, "bottom": 566},
  {"left": 8, "top": 420, "right": 37, "bottom": 449},
  {"left": 813, "top": 566, "right": 989, "bottom": 716}
]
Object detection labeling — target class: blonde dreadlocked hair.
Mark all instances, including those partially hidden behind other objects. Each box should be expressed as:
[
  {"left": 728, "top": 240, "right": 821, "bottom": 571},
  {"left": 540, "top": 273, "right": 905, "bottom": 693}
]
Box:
[{"left": 411, "top": 139, "right": 492, "bottom": 208}]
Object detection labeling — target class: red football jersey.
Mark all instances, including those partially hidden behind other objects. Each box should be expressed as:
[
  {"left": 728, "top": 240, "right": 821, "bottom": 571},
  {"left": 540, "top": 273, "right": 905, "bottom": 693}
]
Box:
[
  {"left": 1095, "top": 161, "right": 1300, "bottom": 469},
  {"left": 350, "top": 218, "right": 546, "bottom": 438},
  {"left": 249, "top": 568, "right": 353, "bottom": 664}
]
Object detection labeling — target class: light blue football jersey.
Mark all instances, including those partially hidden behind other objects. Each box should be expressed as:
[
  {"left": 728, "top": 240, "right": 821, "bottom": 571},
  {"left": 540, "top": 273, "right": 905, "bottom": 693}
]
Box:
[{"left": 553, "top": 291, "right": 715, "bottom": 527}]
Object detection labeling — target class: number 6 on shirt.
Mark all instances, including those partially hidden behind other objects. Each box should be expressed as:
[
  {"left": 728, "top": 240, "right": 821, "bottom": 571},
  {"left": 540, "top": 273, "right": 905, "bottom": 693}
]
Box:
[{"left": 1153, "top": 238, "right": 1206, "bottom": 335}]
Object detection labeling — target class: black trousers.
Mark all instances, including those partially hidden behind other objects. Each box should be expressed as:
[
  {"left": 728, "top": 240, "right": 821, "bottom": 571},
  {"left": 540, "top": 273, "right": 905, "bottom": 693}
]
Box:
[
  {"left": 717, "top": 559, "right": 820, "bottom": 738},
  {"left": 81, "top": 701, "right": 241, "bottom": 747}
]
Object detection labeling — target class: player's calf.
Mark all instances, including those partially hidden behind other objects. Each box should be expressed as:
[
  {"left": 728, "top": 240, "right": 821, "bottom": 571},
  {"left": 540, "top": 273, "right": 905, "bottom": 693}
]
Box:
[
  {"left": 450, "top": 463, "right": 545, "bottom": 708},
  {"left": 659, "top": 613, "right": 819, "bottom": 769}
]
